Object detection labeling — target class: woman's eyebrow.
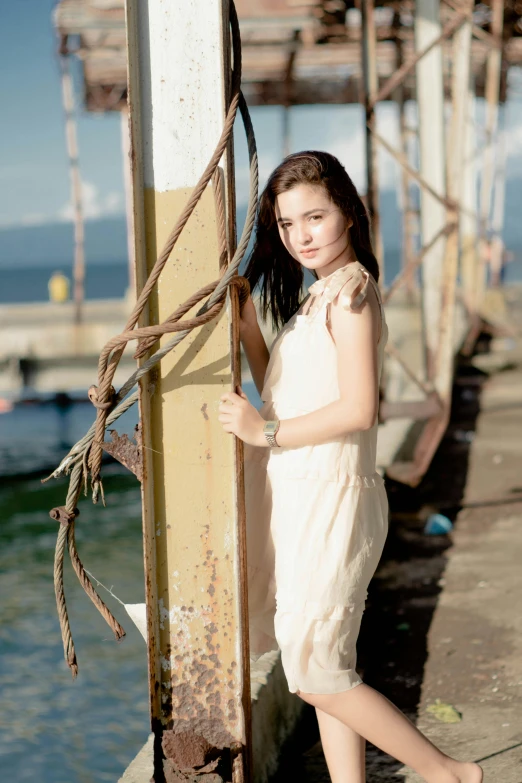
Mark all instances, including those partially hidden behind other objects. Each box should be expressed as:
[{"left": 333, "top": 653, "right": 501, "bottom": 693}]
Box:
[{"left": 277, "top": 208, "right": 326, "bottom": 223}]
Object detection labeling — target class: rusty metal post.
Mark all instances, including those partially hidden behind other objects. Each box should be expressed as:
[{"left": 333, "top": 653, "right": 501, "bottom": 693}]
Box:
[
  {"left": 415, "top": 0, "right": 447, "bottom": 381},
  {"left": 435, "top": 0, "right": 473, "bottom": 399},
  {"left": 60, "top": 54, "right": 85, "bottom": 325},
  {"left": 361, "top": 0, "right": 384, "bottom": 278},
  {"left": 125, "top": 1, "right": 251, "bottom": 781},
  {"left": 461, "top": 82, "right": 479, "bottom": 312},
  {"left": 478, "top": 0, "right": 504, "bottom": 300},
  {"left": 120, "top": 106, "right": 136, "bottom": 300},
  {"left": 490, "top": 120, "right": 507, "bottom": 287},
  {"left": 282, "top": 30, "right": 299, "bottom": 158},
  {"left": 392, "top": 16, "right": 417, "bottom": 297}
]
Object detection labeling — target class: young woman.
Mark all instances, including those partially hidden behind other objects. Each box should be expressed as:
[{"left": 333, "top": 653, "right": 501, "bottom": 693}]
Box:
[{"left": 218, "top": 151, "right": 482, "bottom": 783}]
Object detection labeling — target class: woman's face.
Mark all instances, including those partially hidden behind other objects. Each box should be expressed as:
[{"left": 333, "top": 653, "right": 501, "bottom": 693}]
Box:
[{"left": 274, "top": 184, "right": 353, "bottom": 276}]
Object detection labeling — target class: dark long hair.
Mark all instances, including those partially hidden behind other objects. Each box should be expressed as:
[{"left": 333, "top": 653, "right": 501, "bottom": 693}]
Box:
[{"left": 243, "top": 150, "right": 380, "bottom": 330}]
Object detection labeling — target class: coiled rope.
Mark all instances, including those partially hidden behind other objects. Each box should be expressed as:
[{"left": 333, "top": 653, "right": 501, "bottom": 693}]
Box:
[{"left": 46, "top": 0, "right": 259, "bottom": 677}]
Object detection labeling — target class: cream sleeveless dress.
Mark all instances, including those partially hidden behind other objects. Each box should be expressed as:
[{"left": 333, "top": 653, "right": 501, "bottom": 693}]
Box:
[{"left": 244, "top": 259, "right": 389, "bottom": 695}]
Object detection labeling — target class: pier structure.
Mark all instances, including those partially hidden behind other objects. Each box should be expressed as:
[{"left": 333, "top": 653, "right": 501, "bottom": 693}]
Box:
[{"left": 42, "top": 2, "right": 522, "bottom": 782}]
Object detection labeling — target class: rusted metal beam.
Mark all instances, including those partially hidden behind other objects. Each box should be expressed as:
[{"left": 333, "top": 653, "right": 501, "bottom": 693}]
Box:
[
  {"left": 392, "top": 13, "right": 417, "bottom": 298},
  {"left": 415, "top": 0, "right": 447, "bottom": 383},
  {"left": 380, "top": 395, "right": 442, "bottom": 421},
  {"left": 361, "top": 0, "right": 384, "bottom": 277},
  {"left": 369, "top": 127, "right": 454, "bottom": 212},
  {"left": 385, "top": 340, "right": 436, "bottom": 398},
  {"left": 282, "top": 29, "right": 300, "bottom": 157},
  {"left": 477, "top": 0, "right": 505, "bottom": 304},
  {"left": 120, "top": 106, "right": 136, "bottom": 298},
  {"left": 369, "top": 6, "right": 468, "bottom": 107},
  {"left": 125, "top": 1, "right": 251, "bottom": 781},
  {"left": 59, "top": 54, "right": 85, "bottom": 325},
  {"left": 102, "top": 424, "right": 143, "bottom": 481},
  {"left": 434, "top": 0, "right": 472, "bottom": 397},
  {"left": 383, "top": 222, "right": 457, "bottom": 305},
  {"left": 460, "top": 83, "right": 479, "bottom": 314},
  {"left": 489, "top": 123, "right": 507, "bottom": 287},
  {"left": 442, "top": 0, "right": 499, "bottom": 46}
]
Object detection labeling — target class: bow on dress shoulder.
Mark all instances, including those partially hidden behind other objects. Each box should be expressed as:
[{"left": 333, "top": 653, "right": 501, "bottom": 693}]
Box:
[{"left": 306, "top": 261, "right": 370, "bottom": 319}]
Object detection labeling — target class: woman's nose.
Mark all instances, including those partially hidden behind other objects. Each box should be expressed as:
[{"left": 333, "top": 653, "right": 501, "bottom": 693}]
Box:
[{"left": 296, "top": 222, "right": 311, "bottom": 245}]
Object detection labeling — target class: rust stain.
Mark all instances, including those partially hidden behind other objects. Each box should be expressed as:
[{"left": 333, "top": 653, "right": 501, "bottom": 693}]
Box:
[
  {"left": 102, "top": 423, "right": 143, "bottom": 481},
  {"left": 162, "top": 729, "right": 221, "bottom": 771}
]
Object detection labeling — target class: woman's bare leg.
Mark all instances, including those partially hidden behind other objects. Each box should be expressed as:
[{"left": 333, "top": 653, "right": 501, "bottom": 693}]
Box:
[
  {"left": 299, "top": 684, "right": 482, "bottom": 783},
  {"left": 316, "top": 707, "right": 365, "bottom": 783}
]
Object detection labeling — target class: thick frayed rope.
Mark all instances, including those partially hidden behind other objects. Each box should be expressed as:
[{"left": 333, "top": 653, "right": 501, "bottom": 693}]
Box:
[{"left": 47, "top": 0, "right": 259, "bottom": 677}]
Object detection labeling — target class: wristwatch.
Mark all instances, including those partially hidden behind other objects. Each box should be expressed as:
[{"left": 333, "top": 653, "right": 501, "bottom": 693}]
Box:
[{"left": 263, "top": 419, "right": 280, "bottom": 447}]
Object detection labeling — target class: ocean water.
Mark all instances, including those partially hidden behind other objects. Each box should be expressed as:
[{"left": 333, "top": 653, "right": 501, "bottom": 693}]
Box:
[
  {"left": 0, "top": 382, "right": 258, "bottom": 783},
  {"left": 0, "top": 263, "right": 130, "bottom": 305}
]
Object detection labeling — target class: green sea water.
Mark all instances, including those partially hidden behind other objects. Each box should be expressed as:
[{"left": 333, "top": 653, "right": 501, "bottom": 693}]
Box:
[
  {"left": 0, "top": 381, "right": 260, "bottom": 781},
  {"left": 0, "top": 464, "right": 149, "bottom": 782}
]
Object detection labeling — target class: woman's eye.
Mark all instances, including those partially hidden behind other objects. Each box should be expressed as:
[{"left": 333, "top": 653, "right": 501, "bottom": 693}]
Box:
[
  {"left": 281, "top": 222, "right": 291, "bottom": 230},
  {"left": 309, "top": 215, "right": 322, "bottom": 222}
]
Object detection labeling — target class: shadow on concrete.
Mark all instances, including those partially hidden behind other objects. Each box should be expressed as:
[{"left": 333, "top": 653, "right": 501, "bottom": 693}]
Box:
[{"left": 270, "top": 335, "right": 492, "bottom": 782}]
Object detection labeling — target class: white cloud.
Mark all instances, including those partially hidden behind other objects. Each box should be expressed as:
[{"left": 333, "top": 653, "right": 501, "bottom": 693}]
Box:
[
  {"left": 19, "top": 213, "right": 48, "bottom": 226},
  {"left": 57, "top": 180, "right": 124, "bottom": 221},
  {"left": 0, "top": 181, "right": 125, "bottom": 229}
]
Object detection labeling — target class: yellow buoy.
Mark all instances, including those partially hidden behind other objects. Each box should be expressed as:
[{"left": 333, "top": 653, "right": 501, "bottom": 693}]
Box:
[{"left": 48, "top": 271, "right": 70, "bottom": 303}]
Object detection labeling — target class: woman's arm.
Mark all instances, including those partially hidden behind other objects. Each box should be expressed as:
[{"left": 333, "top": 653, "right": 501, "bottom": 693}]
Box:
[
  {"left": 239, "top": 295, "right": 270, "bottom": 396},
  {"left": 219, "top": 284, "right": 381, "bottom": 447},
  {"left": 275, "top": 284, "right": 380, "bottom": 447}
]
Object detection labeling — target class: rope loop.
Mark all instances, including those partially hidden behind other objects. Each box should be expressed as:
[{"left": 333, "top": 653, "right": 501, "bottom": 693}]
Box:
[{"left": 88, "top": 384, "right": 115, "bottom": 410}]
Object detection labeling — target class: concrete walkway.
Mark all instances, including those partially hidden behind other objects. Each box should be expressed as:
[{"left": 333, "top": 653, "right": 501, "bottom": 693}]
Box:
[
  {"left": 275, "top": 326, "right": 522, "bottom": 781},
  {"left": 396, "top": 335, "right": 522, "bottom": 781}
]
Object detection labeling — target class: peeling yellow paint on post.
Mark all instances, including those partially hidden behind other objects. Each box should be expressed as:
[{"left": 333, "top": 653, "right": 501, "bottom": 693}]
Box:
[
  {"left": 140, "top": 185, "right": 244, "bottom": 744},
  {"left": 125, "top": 1, "right": 250, "bottom": 775}
]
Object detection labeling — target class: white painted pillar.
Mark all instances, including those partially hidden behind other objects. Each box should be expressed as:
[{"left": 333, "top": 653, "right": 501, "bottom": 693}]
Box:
[
  {"left": 478, "top": 0, "right": 504, "bottom": 300},
  {"left": 490, "top": 118, "right": 507, "bottom": 286},
  {"left": 461, "top": 85, "right": 479, "bottom": 311},
  {"left": 60, "top": 55, "right": 85, "bottom": 324},
  {"left": 125, "top": 1, "right": 250, "bottom": 779},
  {"left": 361, "top": 0, "right": 384, "bottom": 277},
  {"left": 415, "top": 0, "right": 447, "bottom": 379},
  {"left": 435, "top": 0, "right": 472, "bottom": 397}
]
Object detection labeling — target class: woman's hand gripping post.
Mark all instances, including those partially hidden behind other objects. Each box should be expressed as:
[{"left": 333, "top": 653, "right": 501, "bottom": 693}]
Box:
[{"left": 218, "top": 386, "right": 267, "bottom": 448}]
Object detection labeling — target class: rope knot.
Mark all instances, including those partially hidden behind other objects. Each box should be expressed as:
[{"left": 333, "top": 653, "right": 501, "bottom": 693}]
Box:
[
  {"left": 88, "top": 384, "right": 115, "bottom": 410},
  {"left": 228, "top": 275, "right": 250, "bottom": 311},
  {"left": 49, "top": 506, "right": 79, "bottom": 527}
]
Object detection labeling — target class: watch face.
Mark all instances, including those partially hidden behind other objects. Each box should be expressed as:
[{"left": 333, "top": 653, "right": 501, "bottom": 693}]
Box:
[{"left": 264, "top": 421, "right": 278, "bottom": 434}]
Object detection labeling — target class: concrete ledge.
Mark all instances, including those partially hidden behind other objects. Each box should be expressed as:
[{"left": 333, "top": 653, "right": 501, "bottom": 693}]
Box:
[
  {"left": 250, "top": 651, "right": 304, "bottom": 783},
  {"left": 119, "top": 734, "right": 153, "bottom": 783},
  {"left": 119, "top": 651, "right": 303, "bottom": 783}
]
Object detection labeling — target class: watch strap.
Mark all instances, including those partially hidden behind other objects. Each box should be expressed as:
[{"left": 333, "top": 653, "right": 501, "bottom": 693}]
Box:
[{"left": 263, "top": 419, "right": 280, "bottom": 447}]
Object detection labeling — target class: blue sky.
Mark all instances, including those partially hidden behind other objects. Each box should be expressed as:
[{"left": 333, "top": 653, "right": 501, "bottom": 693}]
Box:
[
  {"left": 0, "top": 0, "right": 124, "bottom": 227},
  {"left": 2, "top": 0, "right": 522, "bottom": 241}
]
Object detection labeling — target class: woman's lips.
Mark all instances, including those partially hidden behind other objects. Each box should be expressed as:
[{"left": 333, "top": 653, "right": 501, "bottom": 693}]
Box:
[{"left": 300, "top": 248, "right": 318, "bottom": 255}]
